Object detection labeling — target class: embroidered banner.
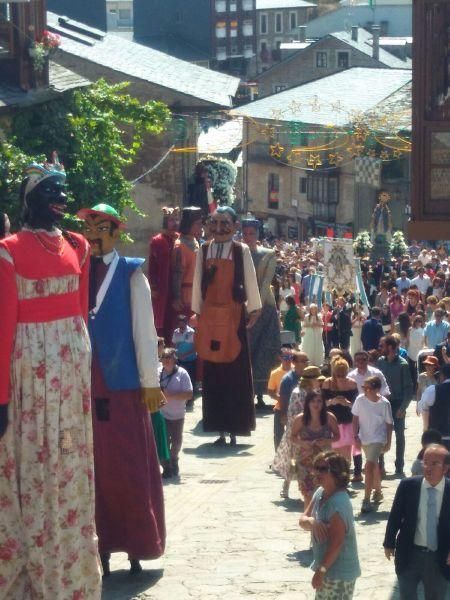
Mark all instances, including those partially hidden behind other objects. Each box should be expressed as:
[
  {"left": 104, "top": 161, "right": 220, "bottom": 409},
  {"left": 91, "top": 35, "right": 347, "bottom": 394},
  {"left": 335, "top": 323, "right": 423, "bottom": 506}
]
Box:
[{"left": 323, "top": 239, "right": 356, "bottom": 295}]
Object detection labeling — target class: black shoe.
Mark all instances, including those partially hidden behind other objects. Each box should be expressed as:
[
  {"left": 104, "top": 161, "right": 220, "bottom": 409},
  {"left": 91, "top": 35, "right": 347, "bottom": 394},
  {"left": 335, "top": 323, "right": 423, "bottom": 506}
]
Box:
[
  {"left": 229, "top": 435, "right": 236, "bottom": 446},
  {"left": 213, "top": 437, "right": 227, "bottom": 446},
  {"left": 395, "top": 470, "right": 405, "bottom": 478},
  {"left": 162, "top": 466, "right": 173, "bottom": 479},
  {"left": 129, "top": 559, "right": 142, "bottom": 575},
  {"left": 171, "top": 458, "right": 179, "bottom": 477},
  {"left": 101, "top": 553, "right": 111, "bottom": 578}
]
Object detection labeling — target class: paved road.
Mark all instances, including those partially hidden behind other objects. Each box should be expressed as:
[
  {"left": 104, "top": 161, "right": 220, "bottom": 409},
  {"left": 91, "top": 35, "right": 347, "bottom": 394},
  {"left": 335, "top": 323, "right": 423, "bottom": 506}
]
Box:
[{"left": 102, "top": 398, "right": 448, "bottom": 600}]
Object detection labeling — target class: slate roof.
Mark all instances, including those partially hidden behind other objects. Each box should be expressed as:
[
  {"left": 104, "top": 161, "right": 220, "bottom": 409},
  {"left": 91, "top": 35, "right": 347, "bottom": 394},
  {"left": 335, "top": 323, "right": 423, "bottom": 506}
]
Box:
[
  {"left": 232, "top": 67, "right": 412, "bottom": 130},
  {"left": 256, "top": 0, "right": 316, "bottom": 9},
  {"left": 331, "top": 29, "right": 411, "bottom": 69},
  {"left": 0, "top": 62, "right": 90, "bottom": 110},
  {"left": 47, "top": 12, "right": 240, "bottom": 108}
]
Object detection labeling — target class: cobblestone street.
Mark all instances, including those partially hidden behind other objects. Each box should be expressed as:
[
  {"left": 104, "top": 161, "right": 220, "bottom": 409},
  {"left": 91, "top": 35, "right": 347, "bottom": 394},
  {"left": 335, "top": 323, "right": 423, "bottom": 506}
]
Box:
[{"left": 103, "top": 398, "right": 449, "bottom": 600}]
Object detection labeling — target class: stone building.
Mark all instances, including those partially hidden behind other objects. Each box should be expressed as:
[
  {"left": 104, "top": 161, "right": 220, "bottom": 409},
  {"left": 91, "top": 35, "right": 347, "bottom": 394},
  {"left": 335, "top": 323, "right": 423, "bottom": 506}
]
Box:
[
  {"left": 258, "top": 26, "right": 410, "bottom": 97},
  {"left": 254, "top": 0, "right": 317, "bottom": 74},
  {"left": 231, "top": 67, "right": 411, "bottom": 239},
  {"left": 47, "top": 12, "right": 239, "bottom": 257}
]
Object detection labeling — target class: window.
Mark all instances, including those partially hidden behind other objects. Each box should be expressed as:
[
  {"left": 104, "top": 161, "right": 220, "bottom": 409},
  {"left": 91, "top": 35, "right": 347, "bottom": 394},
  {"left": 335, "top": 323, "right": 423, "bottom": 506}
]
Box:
[
  {"left": 242, "top": 0, "right": 253, "bottom": 10},
  {"left": 118, "top": 8, "right": 131, "bottom": 22},
  {"left": 215, "top": 0, "right": 226, "bottom": 12},
  {"left": 260, "top": 13, "right": 268, "bottom": 34},
  {"left": 260, "top": 40, "right": 269, "bottom": 62},
  {"left": 337, "top": 51, "right": 349, "bottom": 68},
  {"left": 243, "top": 19, "right": 253, "bottom": 36},
  {"left": 274, "top": 84, "right": 287, "bottom": 93},
  {"left": 230, "top": 1, "right": 237, "bottom": 11},
  {"left": 230, "top": 20, "right": 238, "bottom": 37},
  {"left": 244, "top": 44, "right": 254, "bottom": 58},
  {"left": 230, "top": 44, "right": 239, "bottom": 55},
  {"left": 307, "top": 174, "right": 339, "bottom": 220},
  {"left": 216, "top": 46, "right": 227, "bottom": 60},
  {"left": 299, "top": 177, "right": 307, "bottom": 194},
  {"left": 315, "top": 51, "right": 327, "bottom": 68},
  {"left": 216, "top": 21, "right": 227, "bottom": 38},
  {"left": 268, "top": 173, "right": 280, "bottom": 209},
  {"left": 290, "top": 11, "right": 297, "bottom": 31},
  {"left": 275, "top": 12, "right": 283, "bottom": 33}
]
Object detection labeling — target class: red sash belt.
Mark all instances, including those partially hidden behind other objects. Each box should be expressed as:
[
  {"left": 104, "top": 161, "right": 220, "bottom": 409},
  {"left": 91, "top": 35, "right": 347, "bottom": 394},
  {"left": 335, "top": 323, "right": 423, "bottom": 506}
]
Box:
[{"left": 17, "top": 292, "right": 82, "bottom": 323}]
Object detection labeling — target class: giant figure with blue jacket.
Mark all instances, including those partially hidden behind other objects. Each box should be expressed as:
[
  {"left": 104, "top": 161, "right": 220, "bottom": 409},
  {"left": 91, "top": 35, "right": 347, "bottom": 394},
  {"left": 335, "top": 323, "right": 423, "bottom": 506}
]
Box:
[{"left": 77, "top": 204, "right": 165, "bottom": 577}]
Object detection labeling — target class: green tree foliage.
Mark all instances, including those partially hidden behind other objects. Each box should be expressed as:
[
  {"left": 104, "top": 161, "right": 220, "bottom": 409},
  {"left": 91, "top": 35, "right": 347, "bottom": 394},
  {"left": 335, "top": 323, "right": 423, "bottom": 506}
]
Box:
[{"left": 0, "top": 79, "right": 170, "bottom": 228}]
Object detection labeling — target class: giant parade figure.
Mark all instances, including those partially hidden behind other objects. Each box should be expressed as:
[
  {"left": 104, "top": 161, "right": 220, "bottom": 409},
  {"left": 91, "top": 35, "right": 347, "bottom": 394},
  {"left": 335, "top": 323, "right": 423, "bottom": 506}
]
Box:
[
  {"left": 242, "top": 216, "right": 280, "bottom": 409},
  {"left": 0, "top": 159, "right": 102, "bottom": 599},
  {"left": 77, "top": 203, "right": 166, "bottom": 576},
  {"left": 192, "top": 206, "right": 262, "bottom": 446},
  {"left": 148, "top": 207, "right": 179, "bottom": 343},
  {"left": 172, "top": 206, "right": 203, "bottom": 320}
]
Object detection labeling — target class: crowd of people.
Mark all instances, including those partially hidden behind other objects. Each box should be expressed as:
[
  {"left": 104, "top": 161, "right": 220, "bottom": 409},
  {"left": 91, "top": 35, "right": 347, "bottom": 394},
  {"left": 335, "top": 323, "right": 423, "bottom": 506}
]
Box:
[{"left": 259, "top": 236, "right": 450, "bottom": 599}]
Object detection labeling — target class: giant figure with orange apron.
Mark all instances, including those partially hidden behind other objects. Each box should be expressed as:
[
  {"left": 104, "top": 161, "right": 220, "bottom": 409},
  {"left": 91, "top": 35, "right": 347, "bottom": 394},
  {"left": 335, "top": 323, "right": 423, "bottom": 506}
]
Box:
[{"left": 192, "top": 206, "right": 261, "bottom": 446}]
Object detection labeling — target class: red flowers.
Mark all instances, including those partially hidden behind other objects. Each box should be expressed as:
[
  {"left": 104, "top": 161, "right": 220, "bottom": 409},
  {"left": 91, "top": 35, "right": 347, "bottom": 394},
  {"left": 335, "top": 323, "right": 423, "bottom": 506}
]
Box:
[{"left": 38, "top": 30, "right": 61, "bottom": 50}]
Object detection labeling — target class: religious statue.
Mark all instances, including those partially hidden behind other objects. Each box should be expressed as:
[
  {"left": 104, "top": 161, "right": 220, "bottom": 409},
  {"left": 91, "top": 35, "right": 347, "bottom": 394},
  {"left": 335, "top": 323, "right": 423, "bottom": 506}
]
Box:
[{"left": 370, "top": 190, "right": 393, "bottom": 261}]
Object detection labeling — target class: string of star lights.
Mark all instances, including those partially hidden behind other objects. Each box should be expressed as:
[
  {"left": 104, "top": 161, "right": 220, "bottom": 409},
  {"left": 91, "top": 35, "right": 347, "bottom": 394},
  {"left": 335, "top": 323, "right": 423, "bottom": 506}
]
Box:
[{"left": 248, "top": 95, "right": 411, "bottom": 171}]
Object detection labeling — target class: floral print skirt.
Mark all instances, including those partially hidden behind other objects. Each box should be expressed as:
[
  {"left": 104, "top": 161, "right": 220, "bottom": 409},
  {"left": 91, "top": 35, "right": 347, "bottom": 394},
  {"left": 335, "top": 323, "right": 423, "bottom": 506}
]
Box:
[{"left": 0, "top": 317, "right": 102, "bottom": 599}]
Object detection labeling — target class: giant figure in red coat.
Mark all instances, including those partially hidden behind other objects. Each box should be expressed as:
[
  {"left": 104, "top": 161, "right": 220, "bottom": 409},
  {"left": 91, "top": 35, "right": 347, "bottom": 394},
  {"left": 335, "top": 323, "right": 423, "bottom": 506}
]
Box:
[{"left": 148, "top": 207, "right": 179, "bottom": 342}]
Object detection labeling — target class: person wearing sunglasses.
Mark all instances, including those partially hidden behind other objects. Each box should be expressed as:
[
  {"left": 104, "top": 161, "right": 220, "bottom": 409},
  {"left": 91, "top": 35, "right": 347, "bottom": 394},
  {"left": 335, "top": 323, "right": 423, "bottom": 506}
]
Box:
[{"left": 299, "top": 451, "right": 361, "bottom": 599}]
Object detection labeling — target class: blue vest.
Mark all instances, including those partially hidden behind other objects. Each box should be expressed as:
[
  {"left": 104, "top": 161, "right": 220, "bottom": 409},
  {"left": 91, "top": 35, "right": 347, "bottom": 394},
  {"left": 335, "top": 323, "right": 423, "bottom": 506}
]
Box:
[{"left": 89, "top": 256, "right": 144, "bottom": 391}]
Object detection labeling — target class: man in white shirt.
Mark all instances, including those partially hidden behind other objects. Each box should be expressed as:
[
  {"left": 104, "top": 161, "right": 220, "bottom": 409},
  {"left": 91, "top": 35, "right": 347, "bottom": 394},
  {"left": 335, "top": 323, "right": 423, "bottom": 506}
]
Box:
[
  {"left": 384, "top": 445, "right": 450, "bottom": 600},
  {"left": 349, "top": 351, "right": 390, "bottom": 396},
  {"left": 411, "top": 266, "right": 431, "bottom": 298}
]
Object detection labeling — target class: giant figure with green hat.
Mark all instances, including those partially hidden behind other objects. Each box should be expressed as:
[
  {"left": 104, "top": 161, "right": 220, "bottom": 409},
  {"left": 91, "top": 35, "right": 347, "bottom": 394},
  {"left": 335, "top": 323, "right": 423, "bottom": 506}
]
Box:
[{"left": 77, "top": 203, "right": 166, "bottom": 576}]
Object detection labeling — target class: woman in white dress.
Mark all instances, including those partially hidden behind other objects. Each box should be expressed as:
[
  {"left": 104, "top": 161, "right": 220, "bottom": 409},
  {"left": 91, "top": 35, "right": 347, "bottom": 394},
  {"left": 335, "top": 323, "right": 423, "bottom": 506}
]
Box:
[
  {"left": 301, "top": 304, "right": 324, "bottom": 367},
  {"left": 279, "top": 276, "right": 295, "bottom": 317},
  {"left": 408, "top": 314, "right": 425, "bottom": 394},
  {"left": 350, "top": 305, "right": 365, "bottom": 358}
]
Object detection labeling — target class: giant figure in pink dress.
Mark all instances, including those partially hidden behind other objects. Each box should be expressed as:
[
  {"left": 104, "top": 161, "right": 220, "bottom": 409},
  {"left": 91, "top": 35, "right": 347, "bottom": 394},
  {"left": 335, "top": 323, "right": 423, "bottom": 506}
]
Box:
[
  {"left": 0, "top": 160, "right": 102, "bottom": 599},
  {"left": 77, "top": 203, "right": 166, "bottom": 577}
]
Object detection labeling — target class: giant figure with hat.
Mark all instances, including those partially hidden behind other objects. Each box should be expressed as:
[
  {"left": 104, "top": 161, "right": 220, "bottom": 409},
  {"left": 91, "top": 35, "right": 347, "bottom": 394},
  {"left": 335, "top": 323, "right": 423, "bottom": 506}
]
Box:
[
  {"left": 0, "top": 158, "right": 102, "bottom": 598},
  {"left": 77, "top": 203, "right": 166, "bottom": 576},
  {"left": 242, "top": 216, "right": 281, "bottom": 409},
  {"left": 172, "top": 206, "right": 203, "bottom": 319},
  {"left": 148, "top": 206, "right": 179, "bottom": 342},
  {"left": 192, "top": 206, "right": 262, "bottom": 446}
]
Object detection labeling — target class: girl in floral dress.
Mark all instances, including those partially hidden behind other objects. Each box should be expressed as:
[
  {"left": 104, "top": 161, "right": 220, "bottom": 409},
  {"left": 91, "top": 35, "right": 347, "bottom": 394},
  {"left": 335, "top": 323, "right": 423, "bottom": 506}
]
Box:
[
  {"left": 272, "top": 367, "right": 322, "bottom": 498},
  {"left": 291, "top": 391, "right": 339, "bottom": 507},
  {"left": 0, "top": 162, "right": 101, "bottom": 599}
]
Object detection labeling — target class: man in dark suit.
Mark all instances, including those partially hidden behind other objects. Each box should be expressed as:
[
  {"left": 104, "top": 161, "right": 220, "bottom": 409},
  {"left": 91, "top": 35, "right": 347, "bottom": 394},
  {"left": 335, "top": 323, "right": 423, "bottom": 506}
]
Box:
[
  {"left": 330, "top": 296, "right": 352, "bottom": 351},
  {"left": 361, "top": 306, "right": 384, "bottom": 351},
  {"left": 384, "top": 445, "right": 450, "bottom": 599}
]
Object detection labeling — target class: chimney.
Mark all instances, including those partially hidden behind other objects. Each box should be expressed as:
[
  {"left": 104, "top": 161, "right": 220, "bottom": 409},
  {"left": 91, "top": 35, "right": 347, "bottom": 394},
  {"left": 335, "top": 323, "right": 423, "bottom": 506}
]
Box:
[
  {"left": 351, "top": 25, "right": 358, "bottom": 42},
  {"left": 299, "top": 25, "right": 306, "bottom": 43},
  {"left": 372, "top": 24, "right": 380, "bottom": 61}
]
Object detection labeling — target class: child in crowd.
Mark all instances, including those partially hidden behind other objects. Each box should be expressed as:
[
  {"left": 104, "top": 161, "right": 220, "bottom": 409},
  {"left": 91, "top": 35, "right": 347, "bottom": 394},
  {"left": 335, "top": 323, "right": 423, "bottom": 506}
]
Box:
[{"left": 352, "top": 376, "right": 393, "bottom": 514}]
